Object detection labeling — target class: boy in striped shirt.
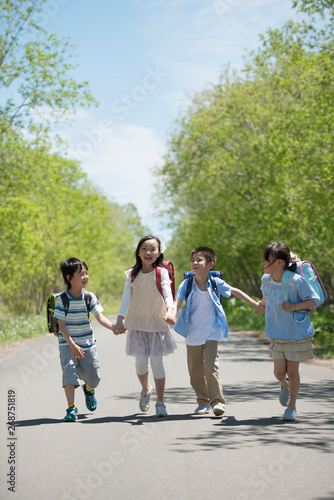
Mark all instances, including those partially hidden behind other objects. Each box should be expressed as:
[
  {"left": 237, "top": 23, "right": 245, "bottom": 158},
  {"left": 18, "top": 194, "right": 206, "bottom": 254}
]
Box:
[{"left": 54, "top": 257, "right": 116, "bottom": 422}]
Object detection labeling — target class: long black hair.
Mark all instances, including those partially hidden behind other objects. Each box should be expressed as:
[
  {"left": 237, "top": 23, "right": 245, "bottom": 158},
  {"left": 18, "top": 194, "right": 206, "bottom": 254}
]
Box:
[
  {"left": 131, "top": 235, "right": 165, "bottom": 279},
  {"left": 263, "top": 242, "right": 297, "bottom": 272}
]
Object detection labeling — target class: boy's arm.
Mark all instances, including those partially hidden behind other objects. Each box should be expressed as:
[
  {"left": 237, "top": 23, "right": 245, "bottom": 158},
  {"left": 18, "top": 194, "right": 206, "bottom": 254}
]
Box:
[
  {"left": 95, "top": 313, "right": 120, "bottom": 334},
  {"left": 58, "top": 319, "right": 85, "bottom": 359},
  {"left": 230, "top": 287, "right": 265, "bottom": 314}
]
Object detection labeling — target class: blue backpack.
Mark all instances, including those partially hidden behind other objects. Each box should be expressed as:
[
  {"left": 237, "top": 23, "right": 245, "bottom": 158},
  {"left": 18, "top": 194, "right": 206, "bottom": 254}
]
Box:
[
  {"left": 183, "top": 271, "right": 224, "bottom": 303},
  {"left": 264, "top": 260, "right": 327, "bottom": 312}
]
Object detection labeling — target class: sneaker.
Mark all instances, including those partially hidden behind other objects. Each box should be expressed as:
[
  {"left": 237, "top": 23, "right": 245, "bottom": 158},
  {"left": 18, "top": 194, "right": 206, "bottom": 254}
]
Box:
[
  {"left": 64, "top": 406, "right": 78, "bottom": 422},
  {"left": 279, "top": 386, "right": 290, "bottom": 407},
  {"left": 212, "top": 403, "right": 225, "bottom": 416},
  {"left": 83, "top": 384, "right": 97, "bottom": 411},
  {"left": 194, "top": 405, "right": 210, "bottom": 415},
  {"left": 155, "top": 402, "right": 168, "bottom": 417},
  {"left": 139, "top": 384, "right": 152, "bottom": 412},
  {"left": 282, "top": 408, "right": 297, "bottom": 421}
]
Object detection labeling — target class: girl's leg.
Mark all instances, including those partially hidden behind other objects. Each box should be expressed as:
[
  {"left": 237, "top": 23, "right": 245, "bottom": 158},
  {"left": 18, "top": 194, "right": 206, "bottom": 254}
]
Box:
[
  {"left": 273, "top": 359, "right": 289, "bottom": 389},
  {"left": 64, "top": 384, "right": 75, "bottom": 406},
  {"left": 150, "top": 357, "right": 165, "bottom": 403},
  {"left": 135, "top": 354, "right": 150, "bottom": 392},
  {"left": 154, "top": 377, "right": 165, "bottom": 403},
  {"left": 286, "top": 361, "right": 300, "bottom": 411}
]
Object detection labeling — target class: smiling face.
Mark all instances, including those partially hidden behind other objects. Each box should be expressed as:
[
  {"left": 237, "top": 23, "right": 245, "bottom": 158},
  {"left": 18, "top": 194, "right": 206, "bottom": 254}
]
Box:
[
  {"left": 191, "top": 252, "right": 214, "bottom": 277},
  {"left": 67, "top": 265, "right": 89, "bottom": 294},
  {"left": 138, "top": 238, "right": 161, "bottom": 271}
]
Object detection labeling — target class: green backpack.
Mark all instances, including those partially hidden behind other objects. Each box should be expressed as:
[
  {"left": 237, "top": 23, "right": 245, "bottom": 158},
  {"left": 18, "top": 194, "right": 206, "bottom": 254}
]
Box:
[{"left": 46, "top": 291, "right": 92, "bottom": 336}]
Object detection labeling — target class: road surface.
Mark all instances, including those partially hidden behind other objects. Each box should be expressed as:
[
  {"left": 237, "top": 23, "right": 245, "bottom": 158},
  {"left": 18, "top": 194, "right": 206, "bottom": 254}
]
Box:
[{"left": 1, "top": 318, "right": 334, "bottom": 500}]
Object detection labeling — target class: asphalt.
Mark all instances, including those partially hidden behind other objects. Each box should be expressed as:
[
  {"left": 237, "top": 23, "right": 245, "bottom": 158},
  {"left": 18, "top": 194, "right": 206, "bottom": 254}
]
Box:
[{"left": 0, "top": 317, "right": 334, "bottom": 500}]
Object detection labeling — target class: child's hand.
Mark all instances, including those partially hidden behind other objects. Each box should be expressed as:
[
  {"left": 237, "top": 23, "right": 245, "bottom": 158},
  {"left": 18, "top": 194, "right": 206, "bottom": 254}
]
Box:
[
  {"left": 164, "top": 308, "right": 176, "bottom": 325},
  {"left": 70, "top": 343, "right": 84, "bottom": 359},
  {"left": 282, "top": 301, "right": 294, "bottom": 311},
  {"left": 113, "top": 325, "right": 126, "bottom": 335},
  {"left": 255, "top": 301, "right": 266, "bottom": 314},
  {"left": 113, "top": 318, "right": 126, "bottom": 335}
]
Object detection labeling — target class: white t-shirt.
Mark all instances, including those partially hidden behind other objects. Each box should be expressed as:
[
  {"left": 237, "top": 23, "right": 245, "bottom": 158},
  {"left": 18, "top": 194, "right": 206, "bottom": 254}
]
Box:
[{"left": 186, "top": 288, "right": 221, "bottom": 346}]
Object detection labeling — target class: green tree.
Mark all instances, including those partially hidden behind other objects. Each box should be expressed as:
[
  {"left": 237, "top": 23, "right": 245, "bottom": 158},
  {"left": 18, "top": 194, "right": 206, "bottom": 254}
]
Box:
[
  {"left": 0, "top": 134, "right": 145, "bottom": 315},
  {"left": 154, "top": 5, "right": 334, "bottom": 300},
  {"left": 0, "top": 0, "right": 97, "bottom": 137}
]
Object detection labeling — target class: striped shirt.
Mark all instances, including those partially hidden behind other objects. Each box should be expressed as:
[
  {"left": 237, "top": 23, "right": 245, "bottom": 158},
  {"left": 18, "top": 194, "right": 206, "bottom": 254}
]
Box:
[{"left": 54, "top": 290, "right": 103, "bottom": 349}]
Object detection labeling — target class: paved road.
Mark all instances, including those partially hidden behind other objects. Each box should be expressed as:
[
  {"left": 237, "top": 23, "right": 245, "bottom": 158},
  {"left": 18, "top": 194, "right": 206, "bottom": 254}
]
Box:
[{"left": 1, "top": 318, "right": 334, "bottom": 500}]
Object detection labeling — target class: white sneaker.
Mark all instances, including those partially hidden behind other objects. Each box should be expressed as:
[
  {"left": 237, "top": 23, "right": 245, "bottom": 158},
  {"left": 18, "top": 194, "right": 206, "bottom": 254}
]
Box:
[
  {"left": 155, "top": 402, "right": 167, "bottom": 417},
  {"left": 194, "top": 405, "right": 210, "bottom": 415},
  {"left": 212, "top": 403, "right": 225, "bottom": 416},
  {"left": 139, "top": 384, "right": 152, "bottom": 412}
]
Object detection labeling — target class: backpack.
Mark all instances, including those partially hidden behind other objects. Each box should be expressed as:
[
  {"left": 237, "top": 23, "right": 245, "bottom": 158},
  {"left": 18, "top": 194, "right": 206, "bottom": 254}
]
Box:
[
  {"left": 131, "top": 261, "right": 176, "bottom": 301},
  {"left": 46, "top": 290, "right": 92, "bottom": 336},
  {"left": 263, "top": 260, "right": 327, "bottom": 312},
  {"left": 183, "top": 271, "right": 224, "bottom": 303}
]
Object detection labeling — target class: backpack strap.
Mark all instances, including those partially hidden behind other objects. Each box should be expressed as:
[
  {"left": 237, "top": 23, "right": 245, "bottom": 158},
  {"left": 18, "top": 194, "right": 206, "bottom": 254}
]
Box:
[
  {"left": 282, "top": 270, "right": 292, "bottom": 302},
  {"left": 84, "top": 290, "right": 92, "bottom": 318},
  {"left": 60, "top": 291, "right": 70, "bottom": 316},
  {"left": 185, "top": 275, "right": 195, "bottom": 301},
  {"left": 155, "top": 267, "right": 163, "bottom": 297},
  {"left": 209, "top": 276, "right": 219, "bottom": 299},
  {"left": 61, "top": 291, "right": 91, "bottom": 319}
]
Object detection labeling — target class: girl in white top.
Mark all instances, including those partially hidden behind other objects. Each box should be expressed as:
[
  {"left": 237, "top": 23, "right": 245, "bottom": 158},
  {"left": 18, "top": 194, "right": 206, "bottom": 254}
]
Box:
[{"left": 114, "top": 235, "right": 176, "bottom": 417}]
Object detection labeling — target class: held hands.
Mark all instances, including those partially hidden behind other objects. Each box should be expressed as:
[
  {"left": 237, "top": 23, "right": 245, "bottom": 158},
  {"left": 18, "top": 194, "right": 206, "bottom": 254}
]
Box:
[
  {"left": 112, "top": 317, "right": 127, "bottom": 335},
  {"left": 254, "top": 301, "right": 266, "bottom": 314},
  {"left": 164, "top": 307, "right": 176, "bottom": 326}
]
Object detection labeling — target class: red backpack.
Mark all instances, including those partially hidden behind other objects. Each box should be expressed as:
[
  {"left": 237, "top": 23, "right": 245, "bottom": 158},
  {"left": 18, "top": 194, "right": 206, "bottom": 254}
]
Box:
[{"left": 131, "top": 261, "right": 175, "bottom": 300}]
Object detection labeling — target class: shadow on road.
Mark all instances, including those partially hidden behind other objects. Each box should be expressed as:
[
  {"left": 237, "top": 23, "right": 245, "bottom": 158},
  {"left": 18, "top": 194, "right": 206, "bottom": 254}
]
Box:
[{"left": 172, "top": 409, "right": 334, "bottom": 454}]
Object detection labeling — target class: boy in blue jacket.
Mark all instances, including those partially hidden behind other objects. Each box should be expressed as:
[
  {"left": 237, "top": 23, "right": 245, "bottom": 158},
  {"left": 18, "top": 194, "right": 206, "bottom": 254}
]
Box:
[{"left": 172, "top": 247, "right": 261, "bottom": 416}]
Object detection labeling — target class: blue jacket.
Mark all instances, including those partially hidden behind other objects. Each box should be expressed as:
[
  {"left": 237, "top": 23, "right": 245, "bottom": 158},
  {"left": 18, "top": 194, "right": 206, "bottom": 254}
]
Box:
[{"left": 174, "top": 277, "right": 232, "bottom": 339}]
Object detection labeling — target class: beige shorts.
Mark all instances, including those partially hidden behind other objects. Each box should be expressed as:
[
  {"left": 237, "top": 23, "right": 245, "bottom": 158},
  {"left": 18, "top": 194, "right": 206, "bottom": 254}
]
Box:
[{"left": 269, "top": 337, "right": 314, "bottom": 362}]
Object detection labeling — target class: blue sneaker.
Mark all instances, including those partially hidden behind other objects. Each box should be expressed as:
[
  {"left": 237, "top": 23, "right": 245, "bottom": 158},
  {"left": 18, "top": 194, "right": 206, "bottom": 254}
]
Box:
[
  {"left": 64, "top": 406, "right": 78, "bottom": 422},
  {"left": 83, "top": 384, "right": 97, "bottom": 411},
  {"left": 283, "top": 408, "right": 297, "bottom": 421}
]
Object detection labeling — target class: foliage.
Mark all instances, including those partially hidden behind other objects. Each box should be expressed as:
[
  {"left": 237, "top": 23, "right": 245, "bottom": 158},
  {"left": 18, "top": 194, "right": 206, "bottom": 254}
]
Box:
[
  {"left": 0, "top": 0, "right": 97, "bottom": 137},
  {"left": 0, "top": 133, "right": 145, "bottom": 315},
  {"left": 154, "top": 4, "right": 334, "bottom": 301},
  {"left": 312, "top": 305, "right": 334, "bottom": 357}
]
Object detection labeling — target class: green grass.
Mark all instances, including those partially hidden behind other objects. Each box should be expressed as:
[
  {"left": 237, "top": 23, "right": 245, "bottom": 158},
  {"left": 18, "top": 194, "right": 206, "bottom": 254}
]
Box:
[{"left": 0, "top": 315, "right": 47, "bottom": 346}]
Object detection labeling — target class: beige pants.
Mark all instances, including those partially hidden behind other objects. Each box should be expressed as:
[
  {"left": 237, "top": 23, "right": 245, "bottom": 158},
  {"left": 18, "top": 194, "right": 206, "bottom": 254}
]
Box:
[{"left": 187, "top": 340, "right": 225, "bottom": 407}]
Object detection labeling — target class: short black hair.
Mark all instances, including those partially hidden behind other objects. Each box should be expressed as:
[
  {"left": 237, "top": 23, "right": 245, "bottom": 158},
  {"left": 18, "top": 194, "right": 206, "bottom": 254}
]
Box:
[
  {"left": 60, "top": 257, "right": 88, "bottom": 289},
  {"left": 191, "top": 246, "right": 217, "bottom": 266}
]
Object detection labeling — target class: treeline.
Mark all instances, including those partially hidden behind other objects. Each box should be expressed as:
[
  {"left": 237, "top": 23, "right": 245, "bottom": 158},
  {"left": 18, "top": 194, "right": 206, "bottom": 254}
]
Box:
[
  {"left": 0, "top": 1, "right": 145, "bottom": 316},
  {"left": 154, "top": 0, "right": 334, "bottom": 302},
  {"left": 0, "top": 132, "right": 145, "bottom": 315}
]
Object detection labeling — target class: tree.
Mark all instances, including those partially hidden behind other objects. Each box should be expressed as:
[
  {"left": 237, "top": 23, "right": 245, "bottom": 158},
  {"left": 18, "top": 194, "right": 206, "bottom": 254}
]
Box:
[
  {"left": 0, "top": 134, "right": 146, "bottom": 314},
  {"left": 0, "top": 0, "right": 97, "bottom": 137},
  {"left": 154, "top": 5, "right": 334, "bottom": 300}
]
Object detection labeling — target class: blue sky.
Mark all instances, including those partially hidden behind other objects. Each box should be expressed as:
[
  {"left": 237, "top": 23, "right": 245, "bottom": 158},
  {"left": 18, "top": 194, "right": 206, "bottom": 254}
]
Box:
[{"left": 40, "top": 0, "right": 306, "bottom": 240}]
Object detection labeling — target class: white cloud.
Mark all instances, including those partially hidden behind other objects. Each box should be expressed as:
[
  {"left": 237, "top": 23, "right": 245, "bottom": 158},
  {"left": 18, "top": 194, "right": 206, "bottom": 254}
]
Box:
[{"left": 62, "top": 117, "right": 166, "bottom": 227}]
